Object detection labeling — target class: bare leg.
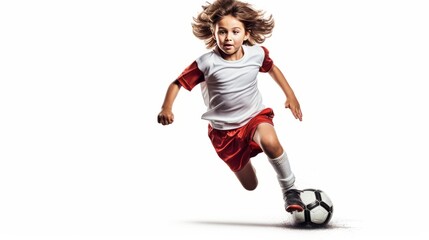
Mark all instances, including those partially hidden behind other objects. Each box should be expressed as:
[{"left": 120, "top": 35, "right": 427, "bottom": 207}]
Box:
[
  {"left": 234, "top": 123, "right": 281, "bottom": 191},
  {"left": 253, "top": 123, "right": 294, "bottom": 189},
  {"left": 253, "top": 123, "right": 304, "bottom": 212},
  {"left": 253, "top": 123, "right": 283, "bottom": 159},
  {"left": 234, "top": 122, "right": 280, "bottom": 191},
  {"left": 234, "top": 161, "right": 258, "bottom": 191}
]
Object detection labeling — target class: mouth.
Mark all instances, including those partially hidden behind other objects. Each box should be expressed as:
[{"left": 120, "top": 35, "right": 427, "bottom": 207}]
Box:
[{"left": 223, "top": 44, "right": 234, "bottom": 50}]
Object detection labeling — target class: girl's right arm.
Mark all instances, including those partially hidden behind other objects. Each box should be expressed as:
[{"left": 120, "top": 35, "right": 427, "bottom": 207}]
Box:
[{"left": 157, "top": 80, "right": 181, "bottom": 125}]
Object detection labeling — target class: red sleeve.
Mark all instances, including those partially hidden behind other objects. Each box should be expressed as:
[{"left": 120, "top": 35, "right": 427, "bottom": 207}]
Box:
[
  {"left": 259, "top": 46, "right": 274, "bottom": 72},
  {"left": 176, "top": 61, "right": 205, "bottom": 91}
]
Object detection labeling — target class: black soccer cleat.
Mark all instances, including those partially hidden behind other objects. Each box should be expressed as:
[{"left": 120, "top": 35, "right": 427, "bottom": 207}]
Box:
[{"left": 284, "top": 189, "right": 305, "bottom": 213}]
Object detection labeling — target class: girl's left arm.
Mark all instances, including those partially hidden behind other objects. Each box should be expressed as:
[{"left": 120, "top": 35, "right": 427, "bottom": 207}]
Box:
[{"left": 268, "top": 64, "right": 303, "bottom": 121}]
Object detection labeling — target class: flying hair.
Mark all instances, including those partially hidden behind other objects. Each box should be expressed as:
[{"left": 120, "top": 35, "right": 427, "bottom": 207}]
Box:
[{"left": 192, "top": 0, "right": 275, "bottom": 49}]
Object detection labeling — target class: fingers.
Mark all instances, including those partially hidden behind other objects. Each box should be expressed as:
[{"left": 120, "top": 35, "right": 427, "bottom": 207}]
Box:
[
  {"left": 285, "top": 104, "right": 303, "bottom": 121},
  {"left": 157, "top": 113, "right": 174, "bottom": 125},
  {"left": 294, "top": 108, "right": 303, "bottom": 121},
  {"left": 289, "top": 106, "right": 302, "bottom": 121}
]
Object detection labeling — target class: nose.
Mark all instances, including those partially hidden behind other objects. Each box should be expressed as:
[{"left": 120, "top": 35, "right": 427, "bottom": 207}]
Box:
[{"left": 225, "top": 32, "right": 232, "bottom": 41}]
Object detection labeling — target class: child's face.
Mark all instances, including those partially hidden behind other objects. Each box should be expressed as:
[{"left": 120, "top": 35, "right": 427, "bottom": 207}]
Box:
[{"left": 213, "top": 15, "right": 250, "bottom": 60}]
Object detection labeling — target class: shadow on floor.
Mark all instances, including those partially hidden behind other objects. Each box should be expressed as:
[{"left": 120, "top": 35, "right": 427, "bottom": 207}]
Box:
[{"left": 186, "top": 219, "right": 351, "bottom": 230}]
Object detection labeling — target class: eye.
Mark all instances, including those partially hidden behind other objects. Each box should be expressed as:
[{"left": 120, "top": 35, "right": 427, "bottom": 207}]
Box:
[
  {"left": 233, "top": 30, "right": 240, "bottom": 34},
  {"left": 218, "top": 30, "right": 226, "bottom": 35}
]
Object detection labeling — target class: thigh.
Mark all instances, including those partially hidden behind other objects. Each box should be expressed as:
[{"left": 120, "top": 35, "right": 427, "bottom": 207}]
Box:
[{"left": 253, "top": 123, "right": 283, "bottom": 159}]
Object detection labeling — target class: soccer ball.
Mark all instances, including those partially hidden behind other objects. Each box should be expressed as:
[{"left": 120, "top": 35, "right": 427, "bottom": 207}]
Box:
[{"left": 291, "top": 189, "right": 334, "bottom": 226}]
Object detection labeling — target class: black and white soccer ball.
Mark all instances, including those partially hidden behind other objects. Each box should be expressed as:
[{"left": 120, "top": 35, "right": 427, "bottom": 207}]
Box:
[{"left": 292, "top": 189, "right": 334, "bottom": 226}]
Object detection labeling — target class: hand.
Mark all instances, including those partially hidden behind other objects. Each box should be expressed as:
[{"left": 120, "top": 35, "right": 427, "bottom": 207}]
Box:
[
  {"left": 157, "top": 109, "right": 174, "bottom": 125},
  {"left": 285, "top": 98, "right": 303, "bottom": 121}
]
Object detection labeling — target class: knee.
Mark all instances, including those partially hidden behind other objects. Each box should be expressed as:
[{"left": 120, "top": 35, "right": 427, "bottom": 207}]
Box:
[
  {"left": 242, "top": 180, "right": 258, "bottom": 191},
  {"left": 260, "top": 135, "right": 283, "bottom": 159},
  {"left": 235, "top": 162, "right": 258, "bottom": 191}
]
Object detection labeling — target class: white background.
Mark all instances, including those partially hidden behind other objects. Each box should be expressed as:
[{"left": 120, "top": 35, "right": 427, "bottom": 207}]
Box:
[{"left": 1, "top": 0, "right": 428, "bottom": 239}]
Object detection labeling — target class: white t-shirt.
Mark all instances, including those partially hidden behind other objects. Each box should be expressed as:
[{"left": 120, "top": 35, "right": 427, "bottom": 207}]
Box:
[{"left": 177, "top": 45, "right": 274, "bottom": 130}]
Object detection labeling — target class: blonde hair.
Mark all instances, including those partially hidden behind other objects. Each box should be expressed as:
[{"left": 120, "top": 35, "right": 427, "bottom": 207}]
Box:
[{"left": 192, "top": 0, "right": 275, "bottom": 49}]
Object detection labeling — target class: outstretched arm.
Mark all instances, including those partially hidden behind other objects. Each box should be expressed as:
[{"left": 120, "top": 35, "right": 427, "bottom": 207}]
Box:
[
  {"left": 157, "top": 80, "right": 181, "bottom": 125},
  {"left": 268, "top": 64, "right": 303, "bottom": 121}
]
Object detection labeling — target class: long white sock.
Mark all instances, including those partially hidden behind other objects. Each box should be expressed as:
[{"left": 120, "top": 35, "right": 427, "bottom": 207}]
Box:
[{"left": 268, "top": 151, "right": 296, "bottom": 193}]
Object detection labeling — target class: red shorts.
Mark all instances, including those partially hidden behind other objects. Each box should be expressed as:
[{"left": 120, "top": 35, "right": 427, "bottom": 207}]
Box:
[{"left": 208, "top": 108, "right": 274, "bottom": 172}]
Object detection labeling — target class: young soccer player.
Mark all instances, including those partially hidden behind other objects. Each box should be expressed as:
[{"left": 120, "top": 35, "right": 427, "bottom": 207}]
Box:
[{"left": 157, "top": 0, "right": 305, "bottom": 213}]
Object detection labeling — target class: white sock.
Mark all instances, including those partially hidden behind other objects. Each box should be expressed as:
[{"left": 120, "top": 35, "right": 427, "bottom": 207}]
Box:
[{"left": 268, "top": 151, "right": 296, "bottom": 193}]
